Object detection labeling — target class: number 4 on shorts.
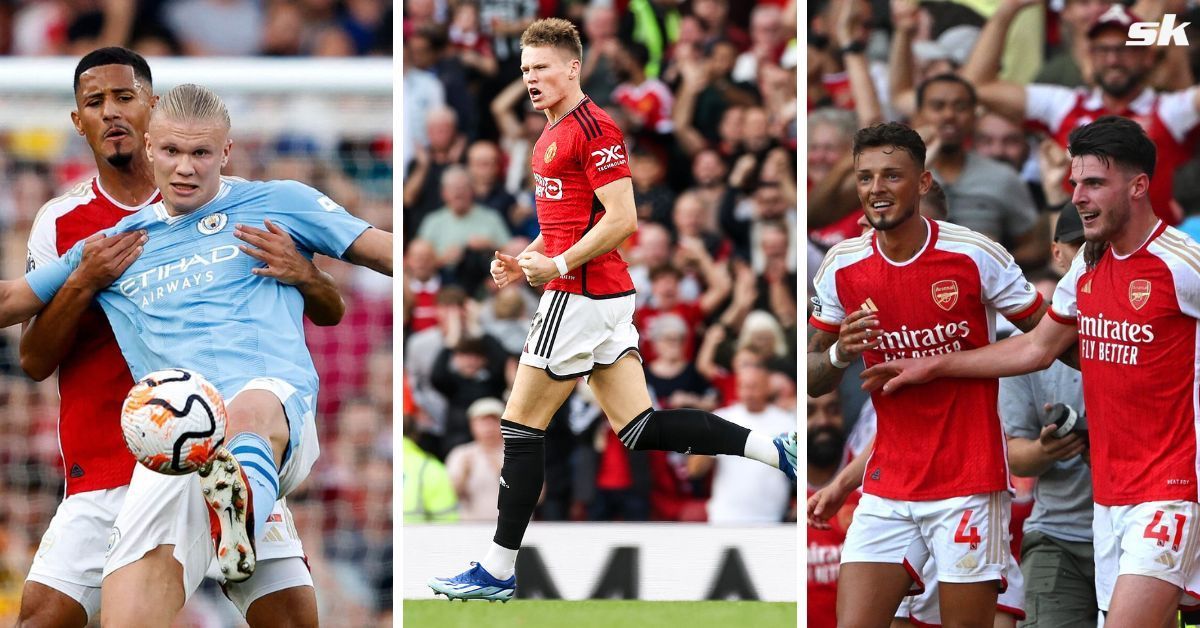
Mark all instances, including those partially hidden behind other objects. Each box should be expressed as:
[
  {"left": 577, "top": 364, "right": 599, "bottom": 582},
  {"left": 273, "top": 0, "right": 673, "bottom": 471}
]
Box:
[
  {"left": 1144, "top": 510, "right": 1187, "bottom": 552},
  {"left": 954, "top": 509, "right": 981, "bottom": 550}
]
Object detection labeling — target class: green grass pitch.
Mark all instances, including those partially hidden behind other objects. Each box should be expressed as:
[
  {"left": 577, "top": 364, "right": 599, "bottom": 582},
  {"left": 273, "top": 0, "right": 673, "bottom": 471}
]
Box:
[{"left": 403, "top": 599, "right": 797, "bottom": 628}]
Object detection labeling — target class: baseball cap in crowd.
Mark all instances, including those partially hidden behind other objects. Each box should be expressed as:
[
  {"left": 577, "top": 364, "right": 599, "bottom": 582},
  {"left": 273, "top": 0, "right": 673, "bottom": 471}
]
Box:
[
  {"left": 467, "top": 397, "right": 505, "bottom": 420},
  {"left": 1087, "top": 5, "right": 1141, "bottom": 39},
  {"left": 1055, "top": 203, "right": 1085, "bottom": 244}
]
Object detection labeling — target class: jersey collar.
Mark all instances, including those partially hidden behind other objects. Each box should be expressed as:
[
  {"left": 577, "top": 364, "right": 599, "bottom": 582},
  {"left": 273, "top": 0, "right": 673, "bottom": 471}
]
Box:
[
  {"left": 94, "top": 177, "right": 159, "bottom": 211},
  {"left": 152, "top": 179, "right": 232, "bottom": 224},
  {"left": 874, "top": 216, "right": 934, "bottom": 267},
  {"left": 548, "top": 95, "right": 591, "bottom": 130},
  {"left": 1084, "top": 86, "right": 1156, "bottom": 116}
]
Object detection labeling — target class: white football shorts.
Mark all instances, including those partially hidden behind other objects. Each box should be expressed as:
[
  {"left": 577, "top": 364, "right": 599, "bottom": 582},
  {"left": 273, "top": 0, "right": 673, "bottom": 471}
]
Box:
[
  {"left": 100, "top": 377, "right": 317, "bottom": 610},
  {"left": 1094, "top": 500, "right": 1200, "bottom": 612},
  {"left": 896, "top": 543, "right": 1025, "bottom": 623},
  {"left": 28, "top": 486, "right": 309, "bottom": 622},
  {"left": 518, "top": 290, "right": 640, "bottom": 379},
  {"left": 842, "top": 492, "right": 1011, "bottom": 587}
]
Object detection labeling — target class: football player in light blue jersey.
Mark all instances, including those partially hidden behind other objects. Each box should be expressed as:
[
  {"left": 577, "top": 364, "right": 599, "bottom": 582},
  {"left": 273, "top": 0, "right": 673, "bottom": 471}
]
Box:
[{"left": 12, "top": 83, "right": 393, "bottom": 626}]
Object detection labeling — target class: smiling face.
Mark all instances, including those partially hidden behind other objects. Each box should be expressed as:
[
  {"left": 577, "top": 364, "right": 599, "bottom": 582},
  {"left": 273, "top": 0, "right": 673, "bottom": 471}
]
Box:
[
  {"left": 1089, "top": 29, "right": 1153, "bottom": 98},
  {"left": 855, "top": 145, "right": 931, "bottom": 231},
  {"left": 520, "top": 45, "right": 579, "bottom": 113},
  {"left": 73, "top": 64, "right": 156, "bottom": 168},
  {"left": 918, "top": 79, "right": 975, "bottom": 150},
  {"left": 145, "top": 115, "right": 231, "bottom": 215},
  {"left": 1069, "top": 154, "right": 1143, "bottom": 244}
]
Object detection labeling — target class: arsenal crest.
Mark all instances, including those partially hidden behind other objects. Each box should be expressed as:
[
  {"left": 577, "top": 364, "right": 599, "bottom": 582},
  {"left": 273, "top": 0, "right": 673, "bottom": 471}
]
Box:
[
  {"left": 1129, "top": 279, "right": 1151, "bottom": 310},
  {"left": 932, "top": 279, "right": 959, "bottom": 311},
  {"left": 544, "top": 141, "right": 557, "bottom": 164}
]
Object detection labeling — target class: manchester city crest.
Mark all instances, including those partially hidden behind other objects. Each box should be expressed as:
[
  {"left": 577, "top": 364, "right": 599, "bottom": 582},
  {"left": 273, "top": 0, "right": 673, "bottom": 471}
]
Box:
[{"left": 198, "top": 212, "right": 228, "bottom": 235}]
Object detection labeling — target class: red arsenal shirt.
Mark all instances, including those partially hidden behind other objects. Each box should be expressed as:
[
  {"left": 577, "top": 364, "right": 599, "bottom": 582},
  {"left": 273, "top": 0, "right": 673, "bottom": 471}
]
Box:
[
  {"left": 26, "top": 177, "right": 159, "bottom": 495},
  {"left": 531, "top": 96, "right": 635, "bottom": 298},
  {"left": 1051, "top": 222, "right": 1200, "bottom": 505},
  {"left": 810, "top": 220, "right": 1042, "bottom": 500}
]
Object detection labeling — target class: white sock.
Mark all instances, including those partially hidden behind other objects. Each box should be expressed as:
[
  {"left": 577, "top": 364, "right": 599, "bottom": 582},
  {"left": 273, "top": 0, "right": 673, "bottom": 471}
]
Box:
[
  {"left": 743, "top": 430, "right": 780, "bottom": 468},
  {"left": 480, "top": 543, "right": 518, "bottom": 580}
]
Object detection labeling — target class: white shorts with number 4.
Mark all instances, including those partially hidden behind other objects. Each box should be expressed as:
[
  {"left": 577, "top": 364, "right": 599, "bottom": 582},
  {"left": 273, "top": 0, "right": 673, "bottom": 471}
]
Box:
[
  {"left": 1094, "top": 500, "right": 1200, "bottom": 612},
  {"left": 518, "top": 290, "right": 640, "bottom": 380},
  {"left": 842, "top": 492, "right": 1012, "bottom": 588}
]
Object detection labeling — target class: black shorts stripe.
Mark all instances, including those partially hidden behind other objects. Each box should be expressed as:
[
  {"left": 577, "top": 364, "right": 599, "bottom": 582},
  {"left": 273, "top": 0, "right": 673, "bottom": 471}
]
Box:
[
  {"left": 571, "top": 109, "right": 596, "bottom": 140},
  {"left": 541, "top": 292, "right": 570, "bottom": 358},
  {"left": 535, "top": 292, "right": 566, "bottom": 356},
  {"left": 578, "top": 103, "right": 602, "bottom": 137}
]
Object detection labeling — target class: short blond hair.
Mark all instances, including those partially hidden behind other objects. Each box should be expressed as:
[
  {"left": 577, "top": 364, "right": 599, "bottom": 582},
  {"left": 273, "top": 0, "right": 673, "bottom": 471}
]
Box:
[
  {"left": 520, "top": 18, "right": 583, "bottom": 61},
  {"left": 154, "top": 83, "right": 230, "bottom": 129}
]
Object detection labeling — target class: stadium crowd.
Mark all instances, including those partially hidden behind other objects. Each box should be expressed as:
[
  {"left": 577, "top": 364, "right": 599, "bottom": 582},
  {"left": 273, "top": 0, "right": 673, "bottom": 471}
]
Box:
[
  {"left": 807, "top": 0, "right": 1200, "bottom": 625},
  {"left": 402, "top": 0, "right": 800, "bottom": 528},
  {"left": 0, "top": 0, "right": 391, "bottom": 57}
]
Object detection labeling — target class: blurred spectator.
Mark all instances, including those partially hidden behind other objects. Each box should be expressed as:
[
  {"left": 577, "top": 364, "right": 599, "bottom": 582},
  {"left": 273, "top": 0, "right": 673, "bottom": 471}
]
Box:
[
  {"left": 415, "top": 165, "right": 511, "bottom": 273},
  {"left": 445, "top": 397, "right": 505, "bottom": 521},
  {"left": 165, "top": 0, "right": 264, "bottom": 56},
  {"left": 403, "top": 239, "right": 440, "bottom": 334},
  {"left": 404, "top": 107, "right": 466, "bottom": 236},
  {"left": 431, "top": 336, "right": 508, "bottom": 459},
  {"left": 807, "top": 107, "right": 864, "bottom": 248},
  {"left": 913, "top": 73, "right": 1042, "bottom": 267},
  {"left": 466, "top": 140, "right": 517, "bottom": 219},
  {"left": 612, "top": 42, "right": 675, "bottom": 144},
  {"left": 403, "top": 415, "right": 459, "bottom": 524},
  {"left": 403, "top": 43, "right": 448, "bottom": 177},
  {"left": 579, "top": 4, "right": 621, "bottom": 108},
  {"left": 644, "top": 313, "right": 719, "bottom": 413},
  {"left": 733, "top": 4, "right": 787, "bottom": 83},
  {"left": 689, "top": 364, "right": 793, "bottom": 523},
  {"left": 807, "top": 389, "right": 856, "bottom": 628},
  {"left": 630, "top": 146, "right": 676, "bottom": 226},
  {"left": 961, "top": 1, "right": 1200, "bottom": 224}
]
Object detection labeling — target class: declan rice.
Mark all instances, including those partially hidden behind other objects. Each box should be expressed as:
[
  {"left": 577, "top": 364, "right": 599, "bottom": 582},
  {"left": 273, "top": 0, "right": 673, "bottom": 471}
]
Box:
[{"left": 428, "top": 17, "right": 798, "bottom": 603}]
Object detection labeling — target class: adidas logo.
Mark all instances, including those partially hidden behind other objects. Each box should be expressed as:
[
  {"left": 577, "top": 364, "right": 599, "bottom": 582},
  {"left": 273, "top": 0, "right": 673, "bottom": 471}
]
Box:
[
  {"left": 1157, "top": 552, "right": 1176, "bottom": 569},
  {"left": 70, "top": 464, "right": 84, "bottom": 478},
  {"left": 955, "top": 554, "right": 979, "bottom": 570},
  {"left": 499, "top": 476, "right": 510, "bottom": 489}
]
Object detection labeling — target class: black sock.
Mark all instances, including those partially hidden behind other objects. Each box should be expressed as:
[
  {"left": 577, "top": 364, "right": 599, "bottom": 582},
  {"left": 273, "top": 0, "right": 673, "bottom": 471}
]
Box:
[
  {"left": 617, "top": 407, "right": 750, "bottom": 455},
  {"left": 493, "top": 419, "right": 546, "bottom": 551}
]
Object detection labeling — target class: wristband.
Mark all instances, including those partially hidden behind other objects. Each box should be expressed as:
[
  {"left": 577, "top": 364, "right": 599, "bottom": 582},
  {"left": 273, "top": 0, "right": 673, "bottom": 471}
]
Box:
[
  {"left": 552, "top": 254, "right": 569, "bottom": 278},
  {"left": 839, "top": 41, "right": 868, "bottom": 55},
  {"left": 828, "top": 341, "right": 851, "bottom": 369}
]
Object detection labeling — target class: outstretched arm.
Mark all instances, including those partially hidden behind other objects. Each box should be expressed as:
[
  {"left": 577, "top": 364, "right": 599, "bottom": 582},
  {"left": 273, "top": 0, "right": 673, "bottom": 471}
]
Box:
[
  {"left": 518, "top": 178, "right": 637, "bottom": 287},
  {"left": 808, "top": 435, "right": 872, "bottom": 528},
  {"left": 20, "top": 230, "right": 145, "bottom": 380},
  {"left": 860, "top": 311, "right": 1076, "bottom": 394},
  {"left": 235, "top": 220, "right": 345, "bottom": 326},
  {"left": 344, "top": 227, "right": 393, "bottom": 277}
]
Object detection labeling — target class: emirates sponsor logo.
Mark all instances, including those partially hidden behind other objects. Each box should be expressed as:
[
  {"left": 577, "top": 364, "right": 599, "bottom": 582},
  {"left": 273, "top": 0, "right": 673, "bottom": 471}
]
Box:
[
  {"left": 1078, "top": 312, "right": 1154, "bottom": 365},
  {"left": 932, "top": 280, "right": 958, "bottom": 311},
  {"left": 1129, "top": 279, "right": 1151, "bottom": 310},
  {"left": 878, "top": 321, "right": 972, "bottom": 359}
]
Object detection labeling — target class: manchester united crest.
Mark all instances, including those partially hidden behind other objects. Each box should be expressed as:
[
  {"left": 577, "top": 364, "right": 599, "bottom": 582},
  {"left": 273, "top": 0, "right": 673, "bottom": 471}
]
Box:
[
  {"left": 932, "top": 279, "right": 959, "bottom": 311},
  {"left": 544, "top": 141, "right": 557, "bottom": 164},
  {"left": 1129, "top": 279, "right": 1151, "bottom": 310}
]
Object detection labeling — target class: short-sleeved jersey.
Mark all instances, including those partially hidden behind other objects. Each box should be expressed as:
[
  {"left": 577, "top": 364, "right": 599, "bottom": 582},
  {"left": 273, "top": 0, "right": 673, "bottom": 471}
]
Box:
[
  {"left": 810, "top": 219, "right": 1042, "bottom": 500},
  {"left": 26, "top": 178, "right": 371, "bottom": 406},
  {"left": 531, "top": 96, "right": 635, "bottom": 298},
  {"left": 1025, "top": 85, "right": 1200, "bottom": 224},
  {"left": 25, "top": 177, "right": 159, "bottom": 496},
  {"left": 1050, "top": 222, "right": 1200, "bottom": 505}
]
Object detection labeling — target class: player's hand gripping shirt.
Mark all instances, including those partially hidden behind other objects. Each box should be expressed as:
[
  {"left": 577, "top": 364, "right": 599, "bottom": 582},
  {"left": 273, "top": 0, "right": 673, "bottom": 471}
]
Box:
[
  {"left": 531, "top": 96, "right": 635, "bottom": 298},
  {"left": 25, "top": 178, "right": 371, "bottom": 404},
  {"left": 810, "top": 219, "right": 1042, "bottom": 500},
  {"left": 26, "top": 177, "right": 159, "bottom": 495},
  {"left": 1050, "top": 222, "right": 1200, "bottom": 505}
]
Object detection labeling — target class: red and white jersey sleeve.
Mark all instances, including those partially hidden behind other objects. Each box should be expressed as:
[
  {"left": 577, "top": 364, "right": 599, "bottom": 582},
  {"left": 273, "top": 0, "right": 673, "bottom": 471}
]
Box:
[
  {"left": 27, "top": 176, "right": 158, "bottom": 496},
  {"left": 533, "top": 96, "right": 635, "bottom": 298},
  {"left": 1055, "top": 223, "right": 1200, "bottom": 504},
  {"left": 808, "top": 220, "right": 1039, "bottom": 501}
]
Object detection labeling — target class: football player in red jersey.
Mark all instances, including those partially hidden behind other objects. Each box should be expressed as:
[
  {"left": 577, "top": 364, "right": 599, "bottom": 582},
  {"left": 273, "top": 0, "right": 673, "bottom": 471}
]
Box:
[
  {"left": 17, "top": 47, "right": 335, "bottom": 628},
  {"left": 808, "top": 121, "right": 1046, "bottom": 626},
  {"left": 864, "top": 116, "right": 1200, "bottom": 628},
  {"left": 429, "top": 18, "right": 797, "bottom": 602}
]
